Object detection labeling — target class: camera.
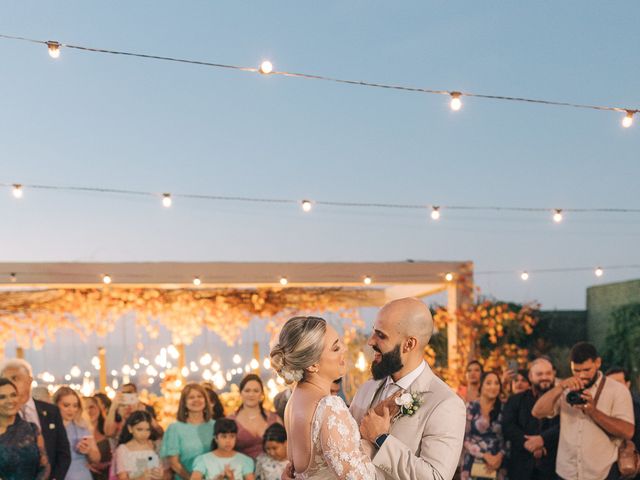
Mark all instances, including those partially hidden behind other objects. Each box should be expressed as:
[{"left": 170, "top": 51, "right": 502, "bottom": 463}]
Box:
[{"left": 566, "top": 389, "right": 587, "bottom": 405}]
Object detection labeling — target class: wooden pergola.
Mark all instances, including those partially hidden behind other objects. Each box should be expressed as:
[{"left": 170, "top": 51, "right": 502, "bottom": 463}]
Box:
[{"left": 0, "top": 260, "right": 473, "bottom": 374}]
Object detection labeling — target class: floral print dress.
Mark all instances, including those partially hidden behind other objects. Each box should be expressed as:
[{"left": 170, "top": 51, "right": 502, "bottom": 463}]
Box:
[{"left": 462, "top": 400, "right": 506, "bottom": 480}]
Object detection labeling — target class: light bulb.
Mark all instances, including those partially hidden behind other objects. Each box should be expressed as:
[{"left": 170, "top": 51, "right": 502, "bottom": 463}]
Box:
[
  {"left": 363, "top": 276, "right": 372, "bottom": 285},
  {"left": 162, "top": 193, "right": 172, "bottom": 208},
  {"left": 102, "top": 274, "right": 112, "bottom": 284},
  {"left": 199, "top": 353, "right": 212, "bottom": 366},
  {"left": 181, "top": 367, "right": 190, "bottom": 377},
  {"left": 250, "top": 358, "right": 260, "bottom": 370},
  {"left": 47, "top": 41, "right": 61, "bottom": 59},
  {"left": 301, "top": 200, "right": 312, "bottom": 212},
  {"left": 622, "top": 111, "right": 634, "bottom": 128},
  {"left": 259, "top": 60, "right": 273, "bottom": 74},
  {"left": 595, "top": 267, "right": 604, "bottom": 277},
  {"left": 70, "top": 365, "right": 82, "bottom": 378},
  {"left": 193, "top": 277, "right": 201, "bottom": 286},
  {"left": 430, "top": 206, "right": 441, "bottom": 221},
  {"left": 445, "top": 272, "right": 454, "bottom": 282},
  {"left": 520, "top": 271, "right": 529, "bottom": 281},
  {"left": 450, "top": 92, "right": 462, "bottom": 111},
  {"left": 279, "top": 277, "right": 288, "bottom": 286},
  {"left": 12, "top": 184, "right": 23, "bottom": 198},
  {"left": 232, "top": 354, "right": 242, "bottom": 365},
  {"left": 263, "top": 358, "right": 271, "bottom": 369},
  {"left": 553, "top": 209, "right": 563, "bottom": 223}
]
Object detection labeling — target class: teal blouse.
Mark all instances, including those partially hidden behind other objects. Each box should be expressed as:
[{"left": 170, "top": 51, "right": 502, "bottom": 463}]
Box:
[{"left": 160, "top": 419, "right": 215, "bottom": 479}]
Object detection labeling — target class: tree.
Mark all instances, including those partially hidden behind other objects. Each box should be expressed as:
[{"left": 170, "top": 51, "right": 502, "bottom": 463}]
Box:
[{"left": 602, "top": 303, "right": 640, "bottom": 387}]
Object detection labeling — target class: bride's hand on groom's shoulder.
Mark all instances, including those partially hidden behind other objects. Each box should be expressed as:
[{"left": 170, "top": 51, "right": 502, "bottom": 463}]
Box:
[{"left": 281, "top": 462, "right": 295, "bottom": 480}]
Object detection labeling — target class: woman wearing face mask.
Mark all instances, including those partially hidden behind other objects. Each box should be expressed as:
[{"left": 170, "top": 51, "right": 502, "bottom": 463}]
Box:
[
  {"left": 53, "top": 386, "right": 101, "bottom": 480},
  {"left": 461, "top": 371, "right": 506, "bottom": 480},
  {"left": 228, "top": 374, "right": 280, "bottom": 460},
  {"left": 0, "top": 378, "right": 50, "bottom": 479},
  {"left": 270, "top": 316, "right": 377, "bottom": 479}
]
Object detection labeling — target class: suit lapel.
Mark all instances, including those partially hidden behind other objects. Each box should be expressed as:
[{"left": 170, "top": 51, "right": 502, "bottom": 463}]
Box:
[
  {"left": 389, "top": 365, "right": 435, "bottom": 433},
  {"left": 367, "top": 379, "right": 387, "bottom": 410}
]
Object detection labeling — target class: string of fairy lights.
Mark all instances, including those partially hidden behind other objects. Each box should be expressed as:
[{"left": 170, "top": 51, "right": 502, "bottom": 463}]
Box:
[
  {"left": 3, "top": 182, "right": 640, "bottom": 223},
  {"left": 0, "top": 33, "right": 638, "bottom": 127}
]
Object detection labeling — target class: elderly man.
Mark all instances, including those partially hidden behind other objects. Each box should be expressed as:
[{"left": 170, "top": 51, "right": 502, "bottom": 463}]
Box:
[
  {"left": 1, "top": 358, "right": 71, "bottom": 480},
  {"left": 350, "top": 297, "right": 466, "bottom": 480}
]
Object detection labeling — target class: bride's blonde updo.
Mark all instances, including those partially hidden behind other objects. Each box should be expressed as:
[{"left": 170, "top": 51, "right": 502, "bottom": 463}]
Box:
[{"left": 270, "top": 316, "right": 327, "bottom": 385}]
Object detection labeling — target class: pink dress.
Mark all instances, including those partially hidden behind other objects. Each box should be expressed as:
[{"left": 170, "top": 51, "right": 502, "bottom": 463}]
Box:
[{"left": 228, "top": 411, "right": 279, "bottom": 459}]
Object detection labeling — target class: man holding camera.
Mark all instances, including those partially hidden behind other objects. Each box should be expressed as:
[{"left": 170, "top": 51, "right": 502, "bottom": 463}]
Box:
[{"left": 532, "top": 342, "right": 634, "bottom": 480}]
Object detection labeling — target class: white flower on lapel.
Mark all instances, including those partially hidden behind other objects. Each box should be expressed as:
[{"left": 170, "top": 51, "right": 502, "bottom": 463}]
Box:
[
  {"left": 395, "top": 393, "right": 413, "bottom": 409},
  {"left": 394, "top": 392, "right": 424, "bottom": 418}
]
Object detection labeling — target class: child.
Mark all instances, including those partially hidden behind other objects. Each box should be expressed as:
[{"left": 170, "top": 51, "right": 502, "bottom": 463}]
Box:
[
  {"left": 255, "top": 424, "right": 288, "bottom": 480},
  {"left": 113, "top": 411, "right": 165, "bottom": 480},
  {"left": 191, "top": 418, "right": 254, "bottom": 480}
]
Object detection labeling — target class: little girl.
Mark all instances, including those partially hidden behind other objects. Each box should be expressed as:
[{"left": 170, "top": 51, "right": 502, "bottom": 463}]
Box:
[
  {"left": 255, "top": 423, "right": 288, "bottom": 480},
  {"left": 114, "top": 411, "right": 165, "bottom": 480},
  {"left": 191, "top": 418, "right": 254, "bottom": 480}
]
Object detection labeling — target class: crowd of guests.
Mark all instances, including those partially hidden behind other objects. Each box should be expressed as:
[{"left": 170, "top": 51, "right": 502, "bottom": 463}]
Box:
[
  {"left": 457, "top": 342, "right": 640, "bottom": 480},
  {"left": 2, "top": 340, "right": 640, "bottom": 480},
  {"left": 0, "top": 361, "right": 291, "bottom": 480}
]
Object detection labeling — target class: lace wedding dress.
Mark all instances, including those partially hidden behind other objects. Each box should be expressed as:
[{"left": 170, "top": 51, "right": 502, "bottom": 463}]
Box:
[{"left": 295, "top": 395, "right": 376, "bottom": 479}]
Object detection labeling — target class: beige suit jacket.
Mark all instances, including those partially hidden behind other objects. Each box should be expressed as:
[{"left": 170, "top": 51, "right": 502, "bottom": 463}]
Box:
[{"left": 350, "top": 364, "right": 466, "bottom": 480}]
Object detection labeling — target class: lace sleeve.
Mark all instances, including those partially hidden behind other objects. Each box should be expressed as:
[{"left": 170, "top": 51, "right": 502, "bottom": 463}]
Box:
[
  {"left": 35, "top": 430, "right": 51, "bottom": 480},
  {"left": 317, "top": 396, "right": 376, "bottom": 480}
]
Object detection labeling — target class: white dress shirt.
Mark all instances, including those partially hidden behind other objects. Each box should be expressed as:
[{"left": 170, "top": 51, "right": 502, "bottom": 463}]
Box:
[
  {"left": 381, "top": 360, "right": 427, "bottom": 400},
  {"left": 20, "top": 397, "right": 42, "bottom": 429}
]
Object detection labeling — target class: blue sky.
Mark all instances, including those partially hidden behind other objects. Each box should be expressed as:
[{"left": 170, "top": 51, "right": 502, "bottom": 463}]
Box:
[{"left": 1, "top": 2, "right": 639, "bottom": 376}]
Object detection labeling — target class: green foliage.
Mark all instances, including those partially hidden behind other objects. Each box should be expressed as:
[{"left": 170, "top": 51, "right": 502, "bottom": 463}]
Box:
[{"left": 602, "top": 303, "right": 640, "bottom": 386}]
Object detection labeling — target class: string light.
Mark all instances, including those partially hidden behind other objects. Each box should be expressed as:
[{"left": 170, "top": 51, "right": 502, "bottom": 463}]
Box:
[
  {"left": 199, "top": 353, "right": 212, "bottom": 366},
  {"left": 259, "top": 60, "right": 273, "bottom": 75},
  {"left": 0, "top": 34, "right": 636, "bottom": 128},
  {"left": 430, "top": 206, "right": 441, "bottom": 220},
  {"left": 11, "top": 184, "right": 23, "bottom": 198},
  {"left": 449, "top": 92, "right": 462, "bottom": 111},
  {"left": 622, "top": 111, "right": 634, "bottom": 128},
  {"left": 263, "top": 358, "right": 271, "bottom": 370},
  {"left": 445, "top": 272, "right": 454, "bottom": 282},
  {"left": 232, "top": 354, "right": 242, "bottom": 365},
  {"left": 553, "top": 209, "right": 563, "bottom": 223},
  {"left": 46, "top": 41, "right": 60, "bottom": 59},
  {"left": 595, "top": 266, "right": 604, "bottom": 277},
  {"left": 363, "top": 276, "right": 372, "bottom": 285},
  {"left": 102, "top": 274, "right": 112, "bottom": 284},
  {"left": 301, "top": 200, "right": 313, "bottom": 212},
  {"left": 279, "top": 277, "right": 288, "bottom": 286},
  {"left": 192, "top": 277, "right": 201, "bottom": 286},
  {"left": 249, "top": 358, "right": 260, "bottom": 370},
  {"left": 162, "top": 193, "right": 172, "bottom": 208},
  {"left": 520, "top": 271, "right": 530, "bottom": 281}
]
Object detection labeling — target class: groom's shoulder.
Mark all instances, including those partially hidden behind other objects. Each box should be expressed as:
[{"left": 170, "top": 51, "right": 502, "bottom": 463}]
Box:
[{"left": 426, "top": 372, "right": 465, "bottom": 408}]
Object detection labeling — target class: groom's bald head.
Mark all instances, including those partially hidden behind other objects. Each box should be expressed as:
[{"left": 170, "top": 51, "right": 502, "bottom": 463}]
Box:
[{"left": 378, "top": 297, "right": 434, "bottom": 349}]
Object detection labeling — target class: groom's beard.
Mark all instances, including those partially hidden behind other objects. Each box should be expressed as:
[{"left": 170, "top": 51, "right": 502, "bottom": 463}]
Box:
[{"left": 371, "top": 344, "right": 404, "bottom": 380}]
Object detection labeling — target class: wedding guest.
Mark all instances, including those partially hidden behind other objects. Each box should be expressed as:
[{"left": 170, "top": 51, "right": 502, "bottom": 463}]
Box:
[
  {"left": 255, "top": 423, "right": 287, "bottom": 480},
  {"left": 228, "top": 374, "right": 280, "bottom": 459},
  {"left": 0, "top": 358, "right": 70, "bottom": 480},
  {"left": 461, "top": 371, "right": 506, "bottom": 480},
  {"left": 0, "top": 377, "right": 50, "bottom": 479},
  {"left": 511, "top": 369, "right": 531, "bottom": 396},
  {"left": 191, "top": 418, "right": 255, "bottom": 480},
  {"left": 53, "top": 386, "right": 101, "bottom": 480},
  {"left": 458, "top": 360, "right": 484, "bottom": 405},
  {"left": 203, "top": 385, "right": 225, "bottom": 420},
  {"left": 160, "top": 382, "right": 215, "bottom": 479},
  {"left": 105, "top": 384, "right": 159, "bottom": 440},
  {"left": 93, "top": 393, "right": 111, "bottom": 419},
  {"left": 114, "top": 411, "right": 165, "bottom": 480},
  {"left": 84, "top": 395, "right": 112, "bottom": 480}
]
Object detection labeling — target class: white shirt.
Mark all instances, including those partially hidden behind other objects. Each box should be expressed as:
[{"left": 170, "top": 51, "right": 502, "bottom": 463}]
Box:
[
  {"left": 381, "top": 360, "right": 427, "bottom": 400},
  {"left": 554, "top": 371, "right": 635, "bottom": 480},
  {"left": 20, "top": 397, "right": 42, "bottom": 429}
]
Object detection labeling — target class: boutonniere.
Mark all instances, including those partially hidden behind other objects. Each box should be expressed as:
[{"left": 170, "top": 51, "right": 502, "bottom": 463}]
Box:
[{"left": 394, "top": 392, "right": 424, "bottom": 418}]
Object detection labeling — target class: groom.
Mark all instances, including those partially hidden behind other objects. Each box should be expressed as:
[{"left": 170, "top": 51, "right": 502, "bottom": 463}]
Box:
[{"left": 351, "top": 297, "right": 466, "bottom": 480}]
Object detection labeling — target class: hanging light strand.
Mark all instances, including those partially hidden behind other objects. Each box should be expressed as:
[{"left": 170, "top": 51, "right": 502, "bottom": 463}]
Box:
[
  {"left": 3, "top": 182, "right": 640, "bottom": 217},
  {"left": 0, "top": 33, "right": 637, "bottom": 121}
]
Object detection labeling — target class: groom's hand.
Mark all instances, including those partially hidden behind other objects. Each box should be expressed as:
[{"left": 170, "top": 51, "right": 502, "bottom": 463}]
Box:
[{"left": 360, "top": 406, "right": 391, "bottom": 443}]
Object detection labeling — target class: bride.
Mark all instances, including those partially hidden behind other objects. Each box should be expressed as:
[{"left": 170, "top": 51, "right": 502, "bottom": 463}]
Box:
[{"left": 269, "top": 316, "right": 377, "bottom": 479}]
